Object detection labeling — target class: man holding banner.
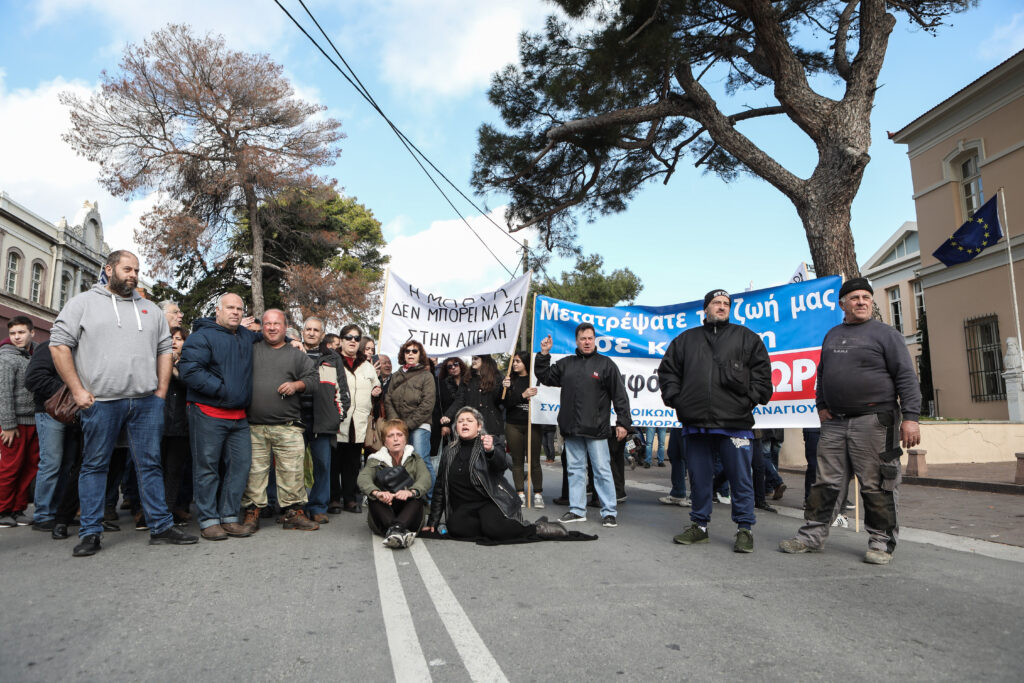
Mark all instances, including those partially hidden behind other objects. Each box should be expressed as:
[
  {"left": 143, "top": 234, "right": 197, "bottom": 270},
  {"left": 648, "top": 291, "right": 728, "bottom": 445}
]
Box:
[
  {"left": 535, "top": 323, "right": 631, "bottom": 528},
  {"left": 658, "top": 290, "right": 773, "bottom": 553}
]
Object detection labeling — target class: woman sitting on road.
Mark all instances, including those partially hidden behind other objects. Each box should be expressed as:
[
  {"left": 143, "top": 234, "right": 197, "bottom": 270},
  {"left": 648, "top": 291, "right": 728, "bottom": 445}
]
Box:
[
  {"left": 423, "top": 407, "right": 567, "bottom": 542},
  {"left": 357, "top": 419, "right": 431, "bottom": 548}
]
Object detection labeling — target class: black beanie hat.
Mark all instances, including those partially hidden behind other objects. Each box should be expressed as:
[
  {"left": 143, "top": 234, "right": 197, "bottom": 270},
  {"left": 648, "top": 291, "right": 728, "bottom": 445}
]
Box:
[
  {"left": 838, "top": 277, "right": 873, "bottom": 299},
  {"left": 704, "top": 289, "right": 731, "bottom": 308}
]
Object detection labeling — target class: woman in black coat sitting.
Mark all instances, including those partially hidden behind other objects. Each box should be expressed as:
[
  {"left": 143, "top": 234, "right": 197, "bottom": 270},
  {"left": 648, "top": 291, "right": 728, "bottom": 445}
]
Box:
[{"left": 422, "top": 407, "right": 565, "bottom": 542}]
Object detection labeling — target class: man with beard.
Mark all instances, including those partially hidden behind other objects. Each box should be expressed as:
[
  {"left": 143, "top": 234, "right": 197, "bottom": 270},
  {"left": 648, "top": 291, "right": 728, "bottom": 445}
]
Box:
[{"left": 50, "top": 250, "right": 198, "bottom": 556}]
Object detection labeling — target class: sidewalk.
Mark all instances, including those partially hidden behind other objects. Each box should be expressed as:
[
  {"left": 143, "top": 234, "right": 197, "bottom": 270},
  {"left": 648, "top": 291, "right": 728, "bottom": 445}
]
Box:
[{"left": 606, "top": 460, "right": 1024, "bottom": 548}]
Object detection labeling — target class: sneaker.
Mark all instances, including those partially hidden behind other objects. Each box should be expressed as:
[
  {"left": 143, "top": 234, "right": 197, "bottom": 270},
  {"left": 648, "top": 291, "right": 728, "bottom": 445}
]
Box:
[
  {"left": 149, "top": 525, "right": 199, "bottom": 545},
  {"left": 778, "top": 538, "right": 822, "bottom": 554},
  {"left": 32, "top": 519, "right": 56, "bottom": 531},
  {"left": 831, "top": 514, "right": 850, "bottom": 528},
  {"left": 558, "top": 512, "right": 586, "bottom": 524},
  {"left": 772, "top": 483, "right": 787, "bottom": 500},
  {"left": 134, "top": 512, "right": 148, "bottom": 531},
  {"left": 72, "top": 534, "right": 102, "bottom": 557},
  {"left": 864, "top": 549, "right": 893, "bottom": 565},
  {"left": 714, "top": 493, "right": 731, "bottom": 505},
  {"left": 734, "top": 528, "right": 754, "bottom": 553},
  {"left": 281, "top": 508, "right": 319, "bottom": 531},
  {"left": 383, "top": 525, "right": 404, "bottom": 548},
  {"left": 532, "top": 493, "right": 545, "bottom": 509},
  {"left": 602, "top": 515, "right": 617, "bottom": 528},
  {"left": 518, "top": 492, "right": 526, "bottom": 505},
  {"left": 243, "top": 507, "right": 261, "bottom": 533},
  {"left": 657, "top": 461, "right": 666, "bottom": 467},
  {"left": 754, "top": 502, "right": 778, "bottom": 513},
  {"left": 402, "top": 530, "right": 417, "bottom": 548},
  {"left": 0, "top": 514, "right": 17, "bottom": 528},
  {"left": 658, "top": 495, "right": 691, "bottom": 507},
  {"left": 673, "top": 524, "right": 709, "bottom": 545},
  {"left": 12, "top": 512, "right": 30, "bottom": 526},
  {"left": 101, "top": 520, "right": 121, "bottom": 532}
]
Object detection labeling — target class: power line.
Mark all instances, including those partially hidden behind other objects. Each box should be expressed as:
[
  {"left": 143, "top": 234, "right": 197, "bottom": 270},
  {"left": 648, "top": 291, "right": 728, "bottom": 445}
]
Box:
[{"left": 273, "top": 0, "right": 521, "bottom": 277}]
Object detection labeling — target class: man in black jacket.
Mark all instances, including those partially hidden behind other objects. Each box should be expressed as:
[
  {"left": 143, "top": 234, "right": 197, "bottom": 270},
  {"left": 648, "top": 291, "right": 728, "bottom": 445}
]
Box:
[
  {"left": 657, "top": 290, "right": 773, "bottom": 553},
  {"left": 535, "top": 323, "right": 631, "bottom": 528}
]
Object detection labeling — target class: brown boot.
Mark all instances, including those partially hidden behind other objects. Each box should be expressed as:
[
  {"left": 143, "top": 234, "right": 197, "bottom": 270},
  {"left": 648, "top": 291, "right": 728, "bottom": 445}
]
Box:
[
  {"left": 242, "top": 507, "right": 261, "bottom": 534},
  {"left": 281, "top": 508, "right": 319, "bottom": 531},
  {"left": 222, "top": 521, "right": 253, "bottom": 538},
  {"left": 200, "top": 524, "right": 228, "bottom": 541},
  {"left": 312, "top": 512, "right": 329, "bottom": 525}
]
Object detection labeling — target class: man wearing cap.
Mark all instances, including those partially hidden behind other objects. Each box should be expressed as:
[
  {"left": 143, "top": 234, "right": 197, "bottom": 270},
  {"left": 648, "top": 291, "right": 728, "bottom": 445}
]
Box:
[
  {"left": 779, "top": 278, "right": 921, "bottom": 565},
  {"left": 657, "top": 289, "right": 773, "bottom": 552}
]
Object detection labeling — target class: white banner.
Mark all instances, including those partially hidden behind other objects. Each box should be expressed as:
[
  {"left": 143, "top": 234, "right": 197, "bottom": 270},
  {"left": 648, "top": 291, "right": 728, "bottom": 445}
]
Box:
[{"left": 379, "top": 271, "right": 531, "bottom": 358}]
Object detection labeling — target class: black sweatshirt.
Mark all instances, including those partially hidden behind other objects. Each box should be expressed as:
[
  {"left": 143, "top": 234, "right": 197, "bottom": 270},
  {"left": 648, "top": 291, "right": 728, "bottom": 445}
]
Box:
[{"left": 815, "top": 319, "right": 922, "bottom": 421}]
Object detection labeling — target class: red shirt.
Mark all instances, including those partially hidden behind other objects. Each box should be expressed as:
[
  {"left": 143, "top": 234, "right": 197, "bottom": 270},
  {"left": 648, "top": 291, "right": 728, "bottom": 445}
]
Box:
[{"left": 193, "top": 402, "right": 247, "bottom": 420}]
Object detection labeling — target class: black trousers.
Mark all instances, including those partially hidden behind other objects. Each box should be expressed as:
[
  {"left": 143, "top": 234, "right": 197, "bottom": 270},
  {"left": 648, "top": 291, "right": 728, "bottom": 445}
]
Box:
[
  {"left": 368, "top": 497, "right": 424, "bottom": 534},
  {"left": 447, "top": 500, "right": 533, "bottom": 541},
  {"left": 161, "top": 435, "right": 190, "bottom": 513},
  {"left": 333, "top": 441, "right": 364, "bottom": 505},
  {"left": 55, "top": 425, "right": 83, "bottom": 525}
]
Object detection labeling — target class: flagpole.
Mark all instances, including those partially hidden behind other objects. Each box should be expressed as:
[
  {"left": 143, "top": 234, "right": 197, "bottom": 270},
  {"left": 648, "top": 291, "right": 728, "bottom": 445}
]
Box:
[{"left": 998, "top": 188, "right": 1023, "bottom": 352}]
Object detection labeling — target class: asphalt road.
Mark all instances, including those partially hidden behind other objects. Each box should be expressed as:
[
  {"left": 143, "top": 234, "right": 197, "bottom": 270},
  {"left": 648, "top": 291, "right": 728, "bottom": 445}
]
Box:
[{"left": 2, "top": 473, "right": 1022, "bottom": 682}]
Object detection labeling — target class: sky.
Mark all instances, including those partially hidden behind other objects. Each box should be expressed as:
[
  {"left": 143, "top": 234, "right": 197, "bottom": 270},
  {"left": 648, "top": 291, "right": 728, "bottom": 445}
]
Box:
[{"left": 1, "top": 0, "right": 1022, "bottom": 307}]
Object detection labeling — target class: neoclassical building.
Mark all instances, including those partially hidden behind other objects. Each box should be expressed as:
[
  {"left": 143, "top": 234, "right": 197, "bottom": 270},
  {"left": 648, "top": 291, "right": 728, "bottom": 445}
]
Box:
[{"left": 0, "top": 192, "right": 109, "bottom": 340}]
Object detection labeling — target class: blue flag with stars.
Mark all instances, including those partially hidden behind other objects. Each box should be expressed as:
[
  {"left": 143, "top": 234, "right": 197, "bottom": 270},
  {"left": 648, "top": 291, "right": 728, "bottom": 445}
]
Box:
[{"left": 933, "top": 193, "right": 1003, "bottom": 267}]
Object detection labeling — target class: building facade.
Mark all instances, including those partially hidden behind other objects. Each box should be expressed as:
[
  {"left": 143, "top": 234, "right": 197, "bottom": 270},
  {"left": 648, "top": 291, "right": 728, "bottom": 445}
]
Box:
[
  {"left": 0, "top": 192, "right": 109, "bottom": 341},
  {"left": 861, "top": 221, "right": 924, "bottom": 376},
  {"left": 892, "top": 50, "right": 1024, "bottom": 420}
]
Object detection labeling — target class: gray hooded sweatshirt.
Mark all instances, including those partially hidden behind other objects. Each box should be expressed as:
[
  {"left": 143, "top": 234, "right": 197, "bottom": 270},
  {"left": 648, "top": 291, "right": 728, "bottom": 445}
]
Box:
[{"left": 49, "top": 284, "right": 172, "bottom": 401}]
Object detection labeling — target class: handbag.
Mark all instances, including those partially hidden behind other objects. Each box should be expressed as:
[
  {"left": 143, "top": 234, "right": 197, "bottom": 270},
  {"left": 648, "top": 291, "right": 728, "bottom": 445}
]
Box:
[
  {"left": 363, "top": 412, "right": 383, "bottom": 451},
  {"left": 44, "top": 384, "right": 80, "bottom": 425},
  {"left": 374, "top": 465, "right": 415, "bottom": 493}
]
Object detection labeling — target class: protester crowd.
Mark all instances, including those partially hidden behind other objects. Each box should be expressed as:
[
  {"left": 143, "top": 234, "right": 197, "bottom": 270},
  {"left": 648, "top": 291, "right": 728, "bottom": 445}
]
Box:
[{"left": 0, "top": 251, "right": 919, "bottom": 565}]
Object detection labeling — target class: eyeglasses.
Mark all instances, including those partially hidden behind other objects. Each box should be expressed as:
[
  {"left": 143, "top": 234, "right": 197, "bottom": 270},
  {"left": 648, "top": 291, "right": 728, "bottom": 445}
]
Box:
[
  {"left": 404, "top": 349, "right": 419, "bottom": 355},
  {"left": 341, "top": 335, "right": 361, "bottom": 341},
  {"left": 446, "top": 363, "right": 459, "bottom": 368}
]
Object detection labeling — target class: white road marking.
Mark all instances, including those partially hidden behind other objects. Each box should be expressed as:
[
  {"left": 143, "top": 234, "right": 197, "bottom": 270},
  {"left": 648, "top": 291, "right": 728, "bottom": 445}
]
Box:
[
  {"left": 627, "top": 480, "right": 1024, "bottom": 563},
  {"left": 408, "top": 541, "right": 510, "bottom": 683},
  {"left": 371, "top": 536, "right": 432, "bottom": 682}
]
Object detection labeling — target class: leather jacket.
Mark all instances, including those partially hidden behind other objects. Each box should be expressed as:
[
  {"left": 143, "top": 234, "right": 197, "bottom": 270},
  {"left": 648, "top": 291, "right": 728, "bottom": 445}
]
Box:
[{"left": 426, "top": 435, "right": 526, "bottom": 528}]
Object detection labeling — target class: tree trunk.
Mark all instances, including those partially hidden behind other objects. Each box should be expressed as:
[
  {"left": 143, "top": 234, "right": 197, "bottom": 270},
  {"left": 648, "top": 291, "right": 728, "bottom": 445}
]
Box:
[
  {"left": 246, "top": 187, "right": 266, "bottom": 317},
  {"left": 793, "top": 190, "right": 861, "bottom": 281}
]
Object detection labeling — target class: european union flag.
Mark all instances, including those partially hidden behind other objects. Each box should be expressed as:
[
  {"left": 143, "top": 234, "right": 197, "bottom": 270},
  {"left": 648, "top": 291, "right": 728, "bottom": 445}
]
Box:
[{"left": 933, "top": 193, "right": 1003, "bottom": 267}]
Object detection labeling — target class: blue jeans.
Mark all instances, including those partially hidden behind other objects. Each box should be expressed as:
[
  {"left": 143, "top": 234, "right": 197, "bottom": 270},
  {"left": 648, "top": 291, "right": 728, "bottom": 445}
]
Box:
[
  {"left": 188, "top": 405, "right": 251, "bottom": 530},
  {"left": 78, "top": 395, "right": 173, "bottom": 537},
  {"left": 761, "top": 439, "right": 785, "bottom": 490},
  {"left": 305, "top": 430, "right": 334, "bottom": 515},
  {"left": 666, "top": 427, "right": 688, "bottom": 498},
  {"left": 644, "top": 427, "right": 667, "bottom": 464},
  {"left": 411, "top": 427, "right": 435, "bottom": 499},
  {"left": 33, "top": 412, "right": 67, "bottom": 523},
  {"left": 564, "top": 436, "right": 616, "bottom": 517},
  {"left": 684, "top": 433, "right": 755, "bottom": 528}
]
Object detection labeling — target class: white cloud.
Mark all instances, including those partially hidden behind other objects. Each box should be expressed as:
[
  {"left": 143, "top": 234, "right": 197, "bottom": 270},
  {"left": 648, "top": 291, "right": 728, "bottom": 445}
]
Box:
[
  {"left": 983, "top": 11, "right": 1024, "bottom": 59},
  {"left": 0, "top": 72, "right": 141, "bottom": 244},
  {"left": 372, "top": 0, "right": 550, "bottom": 97},
  {"left": 384, "top": 206, "right": 536, "bottom": 295}
]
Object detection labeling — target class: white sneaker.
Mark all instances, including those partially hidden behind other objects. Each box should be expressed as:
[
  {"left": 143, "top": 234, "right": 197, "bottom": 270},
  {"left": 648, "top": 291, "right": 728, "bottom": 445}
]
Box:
[
  {"left": 832, "top": 514, "right": 850, "bottom": 528},
  {"left": 714, "top": 493, "right": 731, "bottom": 505},
  {"left": 402, "top": 531, "right": 416, "bottom": 548},
  {"left": 533, "top": 493, "right": 545, "bottom": 509},
  {"left": 658, "top": 495, "right": 691, "bottom": 507},
  {"left": 518, "top": 492, "right": 526, "bottom": 505}
]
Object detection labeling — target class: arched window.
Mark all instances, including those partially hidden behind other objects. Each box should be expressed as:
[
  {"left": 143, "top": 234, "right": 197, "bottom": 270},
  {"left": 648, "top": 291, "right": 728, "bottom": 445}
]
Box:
[
  {"left": 59, "top": 273, "right": 72, "bottom": 309},
  {"left": 958, "top": 155, "right": 983, "bottom": 218},
  {"left": 5, "top": 251, "right": 20, "bottom": 294},
  {"left": 30, "top": 262, "right": 44, "bottom": 303}
]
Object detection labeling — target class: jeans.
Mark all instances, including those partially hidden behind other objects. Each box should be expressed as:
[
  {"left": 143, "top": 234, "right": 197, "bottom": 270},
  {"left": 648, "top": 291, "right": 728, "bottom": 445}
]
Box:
[
  {"left": 33, "top": 412, "right": 66, "bottom": 522},
  {"left": 643, "top": 427, "right": 667, "bottom": 465},
  {"left": 188, "top": 404, "right": 251, "bottom": 530},
  {"left": 564, "top": 436, "right": 616, "bottom": 518},
  {"left": 665, "top": 428, "right": 688, "bottom": 498},
  {"left": 305, "top": 429, "right": 335, "bottom": 515},
  {"left": 684, "top": 433, "right": 755, "bottom": 528},
  {"left": 410, "top": 428, "right": 435, "bottom": 499},
  {"left": 760, "top": 438, "right": 785, "bottom": 490},
  {"left": 78, "top": 395, "right": 173, "bottom": 537}
]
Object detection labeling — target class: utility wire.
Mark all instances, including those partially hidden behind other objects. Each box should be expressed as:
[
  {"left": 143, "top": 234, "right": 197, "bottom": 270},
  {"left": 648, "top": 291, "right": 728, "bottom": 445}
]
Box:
[
  {"left": 295, "top": 0, "right": 524, "bottom": 252},
  {"left": 273, "top": 0, "right": 521, "bottom": 277}
]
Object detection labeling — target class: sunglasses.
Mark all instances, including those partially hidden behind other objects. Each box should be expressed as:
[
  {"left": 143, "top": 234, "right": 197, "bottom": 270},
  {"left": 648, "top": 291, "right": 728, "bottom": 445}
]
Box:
[
  {"left": 341, "top": 334, "right": 361, "bottom": 341},
  {"left": 446, "top": 363, "right": 459, "bottom": 368}
]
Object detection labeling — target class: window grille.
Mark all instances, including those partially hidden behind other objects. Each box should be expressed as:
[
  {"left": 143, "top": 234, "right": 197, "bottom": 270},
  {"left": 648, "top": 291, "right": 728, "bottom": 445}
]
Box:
[{"left": 964, "top": 315, "right": 1005, "bottom": 401}]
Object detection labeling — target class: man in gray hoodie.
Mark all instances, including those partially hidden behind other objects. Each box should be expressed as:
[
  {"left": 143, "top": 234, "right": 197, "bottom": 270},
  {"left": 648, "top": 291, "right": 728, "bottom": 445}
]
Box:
[{"left": 50, "top": 250, "right": 197, "bottom": 556}]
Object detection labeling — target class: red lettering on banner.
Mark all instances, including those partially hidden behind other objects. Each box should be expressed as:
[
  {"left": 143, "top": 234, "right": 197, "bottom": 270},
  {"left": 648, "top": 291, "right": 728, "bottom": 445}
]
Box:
[{"left": 769, "top": 349, "right": 820, "bottom": 400}]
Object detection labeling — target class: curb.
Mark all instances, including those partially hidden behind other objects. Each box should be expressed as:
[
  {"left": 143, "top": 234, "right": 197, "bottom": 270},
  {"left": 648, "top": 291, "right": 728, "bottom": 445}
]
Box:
[{"left": 780, "top": 467, "right": 1024, "bottom": 496}]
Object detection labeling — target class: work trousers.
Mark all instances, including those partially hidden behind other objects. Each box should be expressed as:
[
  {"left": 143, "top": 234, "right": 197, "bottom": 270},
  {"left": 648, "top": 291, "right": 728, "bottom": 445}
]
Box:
[
  {"left": 244, "top": 424, "right": 307, "bottom": 509},
  {"left": 796, "top": 414, "right": 900, "bottom": 553}
]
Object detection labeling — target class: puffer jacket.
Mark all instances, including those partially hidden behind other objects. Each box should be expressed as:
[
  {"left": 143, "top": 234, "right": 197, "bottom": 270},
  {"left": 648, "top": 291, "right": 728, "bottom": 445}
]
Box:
[
  {"left": 338, "top": 354, "right": 380, "bottom": 443},
  {"left": 657, "top": 319, "right": 773, "bottom": 430},
  {"left": 178, "top": 317, "right": 260, "bottom": 409},
  {"left": 385, "top": 363, "right": 436, "bottom": 432},
  {"left": 426, "top": 435, "right": 526, "bottom": 529},
  {"left": 309, "top": 349, "right": 350, "bottom": 438},
  {"left": 0, "top": 338, "right": 37, "bottom": 430}
]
